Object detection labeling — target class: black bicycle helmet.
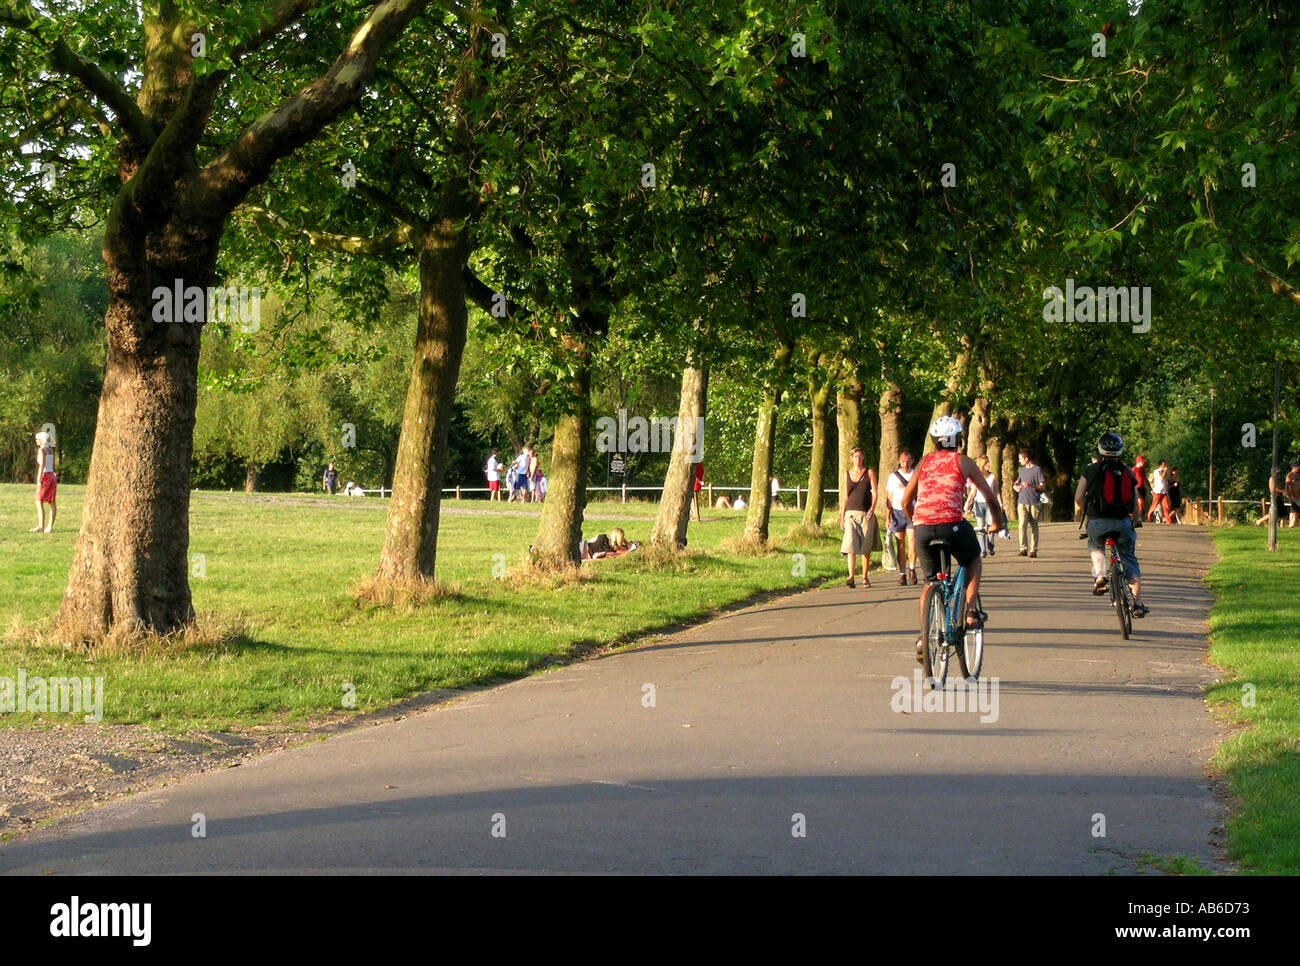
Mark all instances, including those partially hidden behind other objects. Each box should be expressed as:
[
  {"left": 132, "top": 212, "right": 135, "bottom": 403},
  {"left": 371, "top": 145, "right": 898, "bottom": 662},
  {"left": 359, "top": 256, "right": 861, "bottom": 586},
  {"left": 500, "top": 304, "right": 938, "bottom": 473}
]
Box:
[{"left": 1097, "top": 431, "right": 1124, "bottom": 457}]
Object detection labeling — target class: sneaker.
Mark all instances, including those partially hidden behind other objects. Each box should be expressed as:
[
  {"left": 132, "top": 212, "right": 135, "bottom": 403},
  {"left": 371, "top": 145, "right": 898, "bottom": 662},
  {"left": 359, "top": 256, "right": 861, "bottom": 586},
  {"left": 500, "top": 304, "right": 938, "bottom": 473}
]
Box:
[
  {"left": 987, "top": 547, "right": 995, "bottom": 557},
  {"left": 1133, "top": 603, "right": 1149, "bottom": 618},
  {"left": 1093, "top": 576, "right": 1108, "bottom": 596}
]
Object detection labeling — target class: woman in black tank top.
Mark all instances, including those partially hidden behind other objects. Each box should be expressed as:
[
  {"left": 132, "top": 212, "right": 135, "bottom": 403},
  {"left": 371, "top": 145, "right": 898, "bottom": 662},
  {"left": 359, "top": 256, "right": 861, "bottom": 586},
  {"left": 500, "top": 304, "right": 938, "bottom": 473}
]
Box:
[
  {"left": 845, "top": 468, "right": 872, "bottom": 511},
  {"left": 839, "top": 447, "right": 878, "bottom": 588}
]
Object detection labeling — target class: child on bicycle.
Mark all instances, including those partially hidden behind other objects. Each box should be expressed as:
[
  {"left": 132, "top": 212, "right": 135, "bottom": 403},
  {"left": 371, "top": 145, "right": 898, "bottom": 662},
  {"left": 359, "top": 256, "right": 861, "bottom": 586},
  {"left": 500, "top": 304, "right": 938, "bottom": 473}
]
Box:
[
  {"left": 1074, "top": 432, "right": 1148, "bottom": 617},
  {"left": 901, "top": 416, "right": 1004, "bottom": 653}
]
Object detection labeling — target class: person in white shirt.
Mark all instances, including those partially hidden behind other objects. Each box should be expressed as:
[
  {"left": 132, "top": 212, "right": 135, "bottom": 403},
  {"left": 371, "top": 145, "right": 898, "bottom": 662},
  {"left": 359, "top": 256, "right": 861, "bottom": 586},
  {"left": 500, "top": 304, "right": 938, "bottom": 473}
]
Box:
[
  {"left": 963, "top": 454, "right": 999, "bottom": 557},
  {"left": 1147, "top": 459, "right": 1171, "bottom": 524},
  {"left": 885, "top": 449, "right": 918, "bottom": 584},
  {"left": 485, "top": 447, "right": 502, "bottom": 501}
]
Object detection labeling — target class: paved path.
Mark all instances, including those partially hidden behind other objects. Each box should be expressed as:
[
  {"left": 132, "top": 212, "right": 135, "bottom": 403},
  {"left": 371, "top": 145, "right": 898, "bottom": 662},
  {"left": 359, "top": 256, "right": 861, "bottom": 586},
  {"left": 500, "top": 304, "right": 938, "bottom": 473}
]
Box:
[{"left": 1, "top": 523, "right": 1224, "bottom": 874}]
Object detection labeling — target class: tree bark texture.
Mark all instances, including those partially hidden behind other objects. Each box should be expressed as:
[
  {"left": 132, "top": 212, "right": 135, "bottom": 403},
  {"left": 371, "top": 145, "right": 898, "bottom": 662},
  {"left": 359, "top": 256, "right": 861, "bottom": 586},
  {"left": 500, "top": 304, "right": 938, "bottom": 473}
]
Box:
[
  {"left": 650, "top": 359, "right": 708, "bottom": 549},
  {"left": 742, "top": 343, "right": 793, "bottom": 545},
  {"left": 532, "top": 351, "right": 594, "bottom": 567},
  {"left": 374, "top": 223, "right": 471, "bottom": 582},
  {"left": 802, "top": 360, "right": 832, "bottom": 528}
]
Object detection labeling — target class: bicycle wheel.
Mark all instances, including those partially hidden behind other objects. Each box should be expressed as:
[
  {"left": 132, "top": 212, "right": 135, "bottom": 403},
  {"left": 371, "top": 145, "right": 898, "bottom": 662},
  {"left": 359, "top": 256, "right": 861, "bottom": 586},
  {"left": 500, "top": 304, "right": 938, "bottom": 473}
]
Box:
[
  {"left": 958, "top": 592, "right": 984, "bottom": 680},
  {"left": 1110, "top": 560, "right": 1131, "bottom": 639},
  {"left": 920, "top": 583, "right": 948, "bottom": 690}
]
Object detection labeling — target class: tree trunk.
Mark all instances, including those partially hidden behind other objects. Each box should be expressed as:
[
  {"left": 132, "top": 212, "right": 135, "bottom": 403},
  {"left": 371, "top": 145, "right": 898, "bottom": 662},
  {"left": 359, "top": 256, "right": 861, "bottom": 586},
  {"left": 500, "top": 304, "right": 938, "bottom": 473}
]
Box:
[
  {"left": 1000, "top": 416, "right": 1020, "bottom": 513},
  {"left": 742, "top": 342, "right": 793, "bottom": 545},
  {"left": 245, "top": 461, "right": 261, "bottom": 493},
  {"left": 1046, "top": 429, "right": 1078, "bottom": 521},
  {"left": 835, "top": 379, "right": 863, "bottom": 512},
  {"left": 876, "top": 378, "right": 903, "bottom": 496},
  {"left": 986, "top": 420, "right": 1004, "bottom": 491},
  {"left": 967, "top": 395, "right": 990, "bottom": 460},
  {"left": 802, "top": 360, "right": 832, "bottom": 528},
  {"left": 374, "top": 224, "right": 471, "bottom": 583},
  {"left": 650, "top": 357, "right": 707, "bottom": 549},
  {"left": 532, "top": 348, "right": 595, "bottom": 567},
  {"left": 57, "top": 246, "right": 212, "bottom": 637}
]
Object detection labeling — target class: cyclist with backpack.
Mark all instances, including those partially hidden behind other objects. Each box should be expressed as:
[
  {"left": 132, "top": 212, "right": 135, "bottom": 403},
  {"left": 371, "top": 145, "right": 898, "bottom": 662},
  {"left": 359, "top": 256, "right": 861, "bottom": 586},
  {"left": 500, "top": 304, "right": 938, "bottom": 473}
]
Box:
[{"left": 1075, "top": 432, "right": 1148, "bottom": 617}]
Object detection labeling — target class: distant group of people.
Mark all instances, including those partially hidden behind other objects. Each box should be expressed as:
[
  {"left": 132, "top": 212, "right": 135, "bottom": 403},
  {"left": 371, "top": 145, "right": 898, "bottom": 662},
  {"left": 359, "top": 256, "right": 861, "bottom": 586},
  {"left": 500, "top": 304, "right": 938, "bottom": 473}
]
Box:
[
  {"left": 1129, "top": 454, "right": 1183, "bottom": 524},
  {"left": 485, "top": 446, "right": 546, "bottom": 503},
  {"left": 1256, "top": 463, "right": 1300, "bottom": 527}
]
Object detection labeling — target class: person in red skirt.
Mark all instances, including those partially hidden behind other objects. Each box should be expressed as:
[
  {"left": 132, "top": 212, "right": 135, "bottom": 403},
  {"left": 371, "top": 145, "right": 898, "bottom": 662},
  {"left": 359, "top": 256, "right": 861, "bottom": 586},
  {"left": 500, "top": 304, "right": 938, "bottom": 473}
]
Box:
[{"left": 32, "top": 429, "right": 57, "bottom": 533}]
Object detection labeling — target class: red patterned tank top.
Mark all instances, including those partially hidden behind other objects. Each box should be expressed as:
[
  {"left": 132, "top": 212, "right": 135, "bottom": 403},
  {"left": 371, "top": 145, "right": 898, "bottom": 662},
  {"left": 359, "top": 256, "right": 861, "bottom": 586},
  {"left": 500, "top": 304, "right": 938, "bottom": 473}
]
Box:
[{"left": 913, "top": 450, "right": 966, "bottom": 525}]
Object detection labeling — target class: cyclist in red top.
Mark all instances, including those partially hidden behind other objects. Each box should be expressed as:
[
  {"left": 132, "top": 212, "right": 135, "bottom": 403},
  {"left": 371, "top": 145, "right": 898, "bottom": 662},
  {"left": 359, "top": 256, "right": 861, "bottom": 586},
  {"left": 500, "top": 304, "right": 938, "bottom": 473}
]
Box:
[{"left": 902, "top": 416, "right": 1004, "bottom": 637}]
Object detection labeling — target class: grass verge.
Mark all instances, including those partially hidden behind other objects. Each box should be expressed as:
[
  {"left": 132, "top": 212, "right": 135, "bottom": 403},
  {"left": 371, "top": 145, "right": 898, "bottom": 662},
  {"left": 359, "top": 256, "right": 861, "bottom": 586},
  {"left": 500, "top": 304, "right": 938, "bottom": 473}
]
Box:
[{"left": 1205, "top": 525, "right": 1300, "bottom": 874}]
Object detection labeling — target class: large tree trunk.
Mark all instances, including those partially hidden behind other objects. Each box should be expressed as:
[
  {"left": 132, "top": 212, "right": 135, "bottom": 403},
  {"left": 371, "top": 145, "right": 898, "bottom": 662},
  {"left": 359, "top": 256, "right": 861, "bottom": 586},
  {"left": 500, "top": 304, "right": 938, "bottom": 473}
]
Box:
[
  {"left": 742, "top": 342, "right": 793, "bottom": 545},
  {"left": 835, "top": 377, "right": 863, "bottom": 512},
  {"left": 244, "top": 461, "right": 261, "bottom": 493},
  {"left": 802, "top": 358, "right": 832, "bottom": 528},
  {"left": 532, "top": 350, "right": 595, "bottom": 567},
  {"left": 374, "top": 222, "right": 470, "bottom": 583},
  {"left": 57, "top": 240, "right": 212, "bottom": 637},
  {"left": 650, "top": 357, "right": 708, "bottom": 549},
  {"left": 876, "top": 378, "right": 903, "bottom": 495}
]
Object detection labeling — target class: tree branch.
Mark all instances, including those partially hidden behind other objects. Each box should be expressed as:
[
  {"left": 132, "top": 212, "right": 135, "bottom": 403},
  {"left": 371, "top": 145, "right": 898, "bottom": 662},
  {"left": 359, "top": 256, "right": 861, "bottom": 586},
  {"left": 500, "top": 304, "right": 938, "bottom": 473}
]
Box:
[
  {"left": 242, "top": 204, "right": 415, "bottom": 255},
  {"left": 0, "top": 1, "right": 156, "bottom": 146}
]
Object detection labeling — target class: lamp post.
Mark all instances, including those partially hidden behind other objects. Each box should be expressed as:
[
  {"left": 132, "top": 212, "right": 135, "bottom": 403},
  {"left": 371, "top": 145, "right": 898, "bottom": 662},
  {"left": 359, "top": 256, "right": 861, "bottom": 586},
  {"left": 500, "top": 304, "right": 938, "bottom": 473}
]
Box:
[{"left": 1208, "top": 387, "right": 1215, "bottom": 519}]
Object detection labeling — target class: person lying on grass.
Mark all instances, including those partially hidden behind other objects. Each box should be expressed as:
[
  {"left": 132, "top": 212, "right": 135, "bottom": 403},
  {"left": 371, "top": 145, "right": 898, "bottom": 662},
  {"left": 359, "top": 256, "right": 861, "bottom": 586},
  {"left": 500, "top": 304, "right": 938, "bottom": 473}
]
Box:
[{"left": 581, "top": 527, "right": 639, "bottom": 560}]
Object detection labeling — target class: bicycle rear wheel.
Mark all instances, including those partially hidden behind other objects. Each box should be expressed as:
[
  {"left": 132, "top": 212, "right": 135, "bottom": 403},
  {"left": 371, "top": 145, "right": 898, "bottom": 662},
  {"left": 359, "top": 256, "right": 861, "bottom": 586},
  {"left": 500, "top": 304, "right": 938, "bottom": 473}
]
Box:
[
  {"left": 920, "top": 584, "right": 948, "bottom": 690},
  {"left": 958, "top": 592, "right": 984, "bottom": 679},
  {"left": 1110, "top": 560, "right": 1131, "bottom": 639}
]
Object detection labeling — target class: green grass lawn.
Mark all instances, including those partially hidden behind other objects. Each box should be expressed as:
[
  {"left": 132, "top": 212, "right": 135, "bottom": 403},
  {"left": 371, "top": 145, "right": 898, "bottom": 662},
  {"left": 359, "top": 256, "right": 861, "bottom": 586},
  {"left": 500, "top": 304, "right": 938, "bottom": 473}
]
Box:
[
  {"left": 0, "top": 484, "right": 846, "bottom": 730},
  {"left": 1205, "top": 526, "right": 1300, "bottom": 875}
]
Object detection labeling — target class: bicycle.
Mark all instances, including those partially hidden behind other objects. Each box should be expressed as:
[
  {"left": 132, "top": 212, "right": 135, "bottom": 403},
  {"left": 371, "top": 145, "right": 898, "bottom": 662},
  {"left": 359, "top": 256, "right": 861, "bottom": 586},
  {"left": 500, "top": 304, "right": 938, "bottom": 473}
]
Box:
[
  {"left": 918, "top": 531, "right": 989, "bottom": 689},
  {"left": 1102, "top": 534, "right": 1138, "bottom": 639}
]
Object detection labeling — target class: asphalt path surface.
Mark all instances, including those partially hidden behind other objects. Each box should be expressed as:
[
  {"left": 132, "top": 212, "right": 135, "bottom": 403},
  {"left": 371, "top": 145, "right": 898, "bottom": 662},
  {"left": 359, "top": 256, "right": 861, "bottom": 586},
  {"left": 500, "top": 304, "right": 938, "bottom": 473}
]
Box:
[{"left": 1, "top": 522, "right": 1225, "bottom": 874}]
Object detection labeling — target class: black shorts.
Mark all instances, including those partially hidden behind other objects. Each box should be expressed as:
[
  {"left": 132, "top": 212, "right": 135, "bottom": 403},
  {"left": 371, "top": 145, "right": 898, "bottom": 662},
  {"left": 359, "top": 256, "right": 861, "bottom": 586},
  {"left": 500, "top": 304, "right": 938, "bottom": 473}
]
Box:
[{"left": 914, "top": 520, "right": 981, "bottom": 583}]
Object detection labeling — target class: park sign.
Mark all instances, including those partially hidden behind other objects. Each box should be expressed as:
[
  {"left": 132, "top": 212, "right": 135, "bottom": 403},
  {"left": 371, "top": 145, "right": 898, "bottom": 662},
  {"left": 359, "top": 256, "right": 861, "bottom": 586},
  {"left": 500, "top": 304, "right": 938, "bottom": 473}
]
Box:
[{"left": 609, "top": 453, "right": 627, "bottom": 477}]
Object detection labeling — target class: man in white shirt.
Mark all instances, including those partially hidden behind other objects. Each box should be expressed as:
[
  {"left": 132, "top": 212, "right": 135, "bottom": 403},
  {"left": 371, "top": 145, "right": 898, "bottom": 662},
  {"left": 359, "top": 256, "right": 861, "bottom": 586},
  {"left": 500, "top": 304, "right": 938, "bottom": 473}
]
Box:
[
  {"left": 485, "top": 448, "right": 502, "bottom": 501},
  {"left": 885, "top": 449, "right": 917, "bottom": 585}
]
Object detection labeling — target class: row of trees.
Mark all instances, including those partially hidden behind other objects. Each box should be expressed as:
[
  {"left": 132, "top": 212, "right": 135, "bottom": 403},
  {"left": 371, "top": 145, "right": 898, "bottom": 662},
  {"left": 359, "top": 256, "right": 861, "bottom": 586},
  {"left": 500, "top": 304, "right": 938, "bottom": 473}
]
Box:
[{"left": 2, "top": 0, "right": 1296, "bottom": 640}]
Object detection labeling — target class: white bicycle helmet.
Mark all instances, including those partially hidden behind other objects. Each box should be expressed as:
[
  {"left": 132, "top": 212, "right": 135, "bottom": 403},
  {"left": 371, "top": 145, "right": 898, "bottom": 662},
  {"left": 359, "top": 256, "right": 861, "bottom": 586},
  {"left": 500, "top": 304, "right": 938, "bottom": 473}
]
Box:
[{"left": 929, "top": 414, "right": 963, "bottom": 449}]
